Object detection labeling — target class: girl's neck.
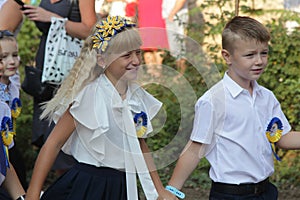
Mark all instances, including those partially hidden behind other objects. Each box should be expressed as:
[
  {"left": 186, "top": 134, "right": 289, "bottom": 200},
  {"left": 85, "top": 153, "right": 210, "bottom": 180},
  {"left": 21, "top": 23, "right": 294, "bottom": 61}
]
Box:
[
  {"left": 0, "top": 76, "right": 9, "bottom": 85},
  {"left": 116, "top": 84, "right": 128, "bottom": 97},
  {"left": 105, "top": 74, "right": 129, "bottom": 98},
  {"left": 112, "top": 79, "right": 128, "bottom": 100}
]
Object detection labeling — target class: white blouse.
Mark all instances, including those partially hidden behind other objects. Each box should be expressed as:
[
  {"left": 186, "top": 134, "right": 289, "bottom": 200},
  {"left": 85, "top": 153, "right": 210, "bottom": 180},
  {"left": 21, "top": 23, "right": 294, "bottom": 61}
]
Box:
[{"left": 55, "top": 74, "right": 162, "bottom": 199}]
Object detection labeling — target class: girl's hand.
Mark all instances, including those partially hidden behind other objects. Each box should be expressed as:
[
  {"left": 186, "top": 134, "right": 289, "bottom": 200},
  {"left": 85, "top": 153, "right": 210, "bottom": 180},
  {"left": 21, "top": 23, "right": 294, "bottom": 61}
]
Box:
[
  {"left": 24, "top": 193, "right": 40, "bottom": 200},
  {"left": 157, "top": 189, "right": 179, "bottom": 200},
  {"left": 22, "top": 5, "right": 60, "bottom": 22}
]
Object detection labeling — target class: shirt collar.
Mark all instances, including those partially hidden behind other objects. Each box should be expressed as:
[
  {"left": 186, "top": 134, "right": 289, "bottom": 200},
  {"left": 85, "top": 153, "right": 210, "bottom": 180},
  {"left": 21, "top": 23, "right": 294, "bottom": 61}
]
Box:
[{"left": 223, "top": 72, "right": 262, "bottom": 98}]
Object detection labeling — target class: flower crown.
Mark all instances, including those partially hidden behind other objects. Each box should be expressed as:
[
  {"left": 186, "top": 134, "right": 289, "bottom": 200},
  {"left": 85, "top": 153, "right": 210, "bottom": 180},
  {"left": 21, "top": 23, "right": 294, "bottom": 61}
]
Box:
[{"left": 92, "top": 16, "right": 136, "bottom": 53}]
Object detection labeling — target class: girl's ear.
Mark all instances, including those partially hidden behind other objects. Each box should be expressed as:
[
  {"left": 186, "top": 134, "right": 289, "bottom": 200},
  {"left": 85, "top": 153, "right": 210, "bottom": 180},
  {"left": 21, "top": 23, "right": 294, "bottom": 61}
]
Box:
[
  {"left": 96, "top": 54, "right": 106, "bottom": 69},
  {"left": 221, "top": 49, "right": 232, "bottom": 65}
]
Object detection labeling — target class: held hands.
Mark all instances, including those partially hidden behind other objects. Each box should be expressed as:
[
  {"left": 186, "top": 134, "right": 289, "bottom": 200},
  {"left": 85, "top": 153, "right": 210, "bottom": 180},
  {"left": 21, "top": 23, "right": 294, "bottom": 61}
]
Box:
[
  {"left": 22, "top": 5, "right": 60, "bottom": 22},
  {"left": 24, "top": 193, "right": 39, "bottom": 200},
  {"left": 157, "top": 189, "right": 179, "bottom": 200}
]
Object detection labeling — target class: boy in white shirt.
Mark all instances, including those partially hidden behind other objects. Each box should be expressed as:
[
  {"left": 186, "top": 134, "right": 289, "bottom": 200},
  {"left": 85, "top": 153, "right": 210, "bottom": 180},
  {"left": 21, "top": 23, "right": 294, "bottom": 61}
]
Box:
[{"left": 167, "top": 16, "right": 300, "bottom": 200}]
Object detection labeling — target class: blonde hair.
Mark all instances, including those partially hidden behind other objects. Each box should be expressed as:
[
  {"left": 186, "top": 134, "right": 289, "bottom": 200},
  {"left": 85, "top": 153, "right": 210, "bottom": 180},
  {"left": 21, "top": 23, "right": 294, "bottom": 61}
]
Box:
[
  {"left": 0, "top": 36, "right": 16, "bottom": 43},
  {"left": 222, "top": 16, "right": 270, "bottom": 53},
  {"left": 0, "top": 31, "right": 17, "bottom": 46},
  {"left": 0, "top": 33, "right": 17, "bottom": 66},
  {"left": 41, "top": 19, "right": 142, "bottom": 120}
]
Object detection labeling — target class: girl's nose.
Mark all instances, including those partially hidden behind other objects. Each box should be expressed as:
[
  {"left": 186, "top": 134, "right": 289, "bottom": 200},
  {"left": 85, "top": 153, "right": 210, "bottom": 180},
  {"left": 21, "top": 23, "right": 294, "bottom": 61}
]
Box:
[
  {"left": 7, "top": 55, "right": 16, "bottom": 63},
  {"left": 132, "top": 52, "right": 141, "bottom": 65}
]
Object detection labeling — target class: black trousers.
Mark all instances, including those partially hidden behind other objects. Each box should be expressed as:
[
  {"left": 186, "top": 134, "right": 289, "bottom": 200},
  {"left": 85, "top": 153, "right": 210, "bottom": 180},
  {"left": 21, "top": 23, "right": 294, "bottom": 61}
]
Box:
[{"left": 209, "top": 182, "right": 278, "bottom": 200}]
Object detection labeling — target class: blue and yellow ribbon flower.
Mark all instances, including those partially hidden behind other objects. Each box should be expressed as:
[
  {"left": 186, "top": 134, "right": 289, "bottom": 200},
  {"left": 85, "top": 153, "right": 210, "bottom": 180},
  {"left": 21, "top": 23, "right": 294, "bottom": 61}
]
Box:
[
  {"left": 10, "top": 98, "right": 22, "bottom": 133},
  {"left": 92, "top": 16, "right": 135, "bottom": 52},
  {"left": 266, "top": 117, "right": 283, "bottom": 161},
  {"left": 1, "top": 116, "right": 15, "bottom": 164},
  {"left": 11, "top": 98, "right": 22, "bottom": 119},
  {"left": 134, "top": 111, "right": 148, "bottom": 138}
]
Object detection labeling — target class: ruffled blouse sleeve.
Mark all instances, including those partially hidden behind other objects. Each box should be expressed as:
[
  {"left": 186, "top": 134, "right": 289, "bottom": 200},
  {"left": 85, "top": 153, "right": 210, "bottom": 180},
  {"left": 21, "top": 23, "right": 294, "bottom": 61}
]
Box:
[
  {"left": 70, "top": 82, "right": 108, "bottom": 131},
  {"left": 61, "top": 79, "right": 110, "bottom": 163}
]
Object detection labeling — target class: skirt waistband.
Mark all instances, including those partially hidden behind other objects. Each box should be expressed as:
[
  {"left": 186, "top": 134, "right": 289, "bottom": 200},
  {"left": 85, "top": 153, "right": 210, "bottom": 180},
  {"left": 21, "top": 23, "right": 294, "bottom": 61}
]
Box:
[{"left": 74, "top": 162, "right": 125, "bottom": 177}]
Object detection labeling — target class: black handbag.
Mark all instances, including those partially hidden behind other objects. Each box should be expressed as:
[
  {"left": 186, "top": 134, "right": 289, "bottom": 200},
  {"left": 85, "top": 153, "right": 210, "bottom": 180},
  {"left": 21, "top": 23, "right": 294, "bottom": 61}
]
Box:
[
  {"left": 21, "top": 66, "right": 44, "bottom": 97},
  {"left": 21, "top": 66, "right": 58, "bottom": 101}
]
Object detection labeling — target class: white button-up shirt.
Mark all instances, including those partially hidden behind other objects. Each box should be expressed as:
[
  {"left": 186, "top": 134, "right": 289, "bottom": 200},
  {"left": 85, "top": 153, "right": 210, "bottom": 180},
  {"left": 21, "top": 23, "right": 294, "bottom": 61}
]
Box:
[{"left": 191, "top": 72, "right": 291, "bottom": 184}]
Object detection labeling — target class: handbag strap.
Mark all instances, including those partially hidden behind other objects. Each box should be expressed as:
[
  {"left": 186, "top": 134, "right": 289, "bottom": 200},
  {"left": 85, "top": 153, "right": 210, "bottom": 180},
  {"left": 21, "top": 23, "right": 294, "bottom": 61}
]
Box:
[{"left": 67, "top": 0, "right": 76, "bottom": 19}]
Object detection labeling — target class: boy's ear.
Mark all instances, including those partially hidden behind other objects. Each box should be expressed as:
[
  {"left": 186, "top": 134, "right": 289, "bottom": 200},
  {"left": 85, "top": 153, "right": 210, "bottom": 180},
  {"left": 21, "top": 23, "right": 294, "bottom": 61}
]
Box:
[
  {"left": 96, "top": 54, "right": 106, "bottom": 69},
  {"left": 221, "top": 49, "right": 231, "bottom": 65}
]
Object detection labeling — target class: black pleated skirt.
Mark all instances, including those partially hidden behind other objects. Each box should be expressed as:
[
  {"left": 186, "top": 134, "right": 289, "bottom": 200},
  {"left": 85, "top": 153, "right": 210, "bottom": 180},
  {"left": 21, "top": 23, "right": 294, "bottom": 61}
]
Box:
[{"left": 41, "top": 162, "right": 127, "bottom": 200}]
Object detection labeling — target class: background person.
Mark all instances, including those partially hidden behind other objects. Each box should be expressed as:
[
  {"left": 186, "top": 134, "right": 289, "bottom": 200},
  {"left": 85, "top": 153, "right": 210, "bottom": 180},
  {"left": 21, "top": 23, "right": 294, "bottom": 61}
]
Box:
[
  {"left": 162, "top": 0, "right": 188, "bottom": 76},
  {"left": 22, "top": 0, "right": 97, "bottom": 177},
  {"left": 0, "top": 30, "right": 26, "bottom": 200},
  {"left": 138, "top": 0, "right": 169, "bottom": 78},
  {"left": 0, "top": 0, "right": 23, "bottom": 35}
]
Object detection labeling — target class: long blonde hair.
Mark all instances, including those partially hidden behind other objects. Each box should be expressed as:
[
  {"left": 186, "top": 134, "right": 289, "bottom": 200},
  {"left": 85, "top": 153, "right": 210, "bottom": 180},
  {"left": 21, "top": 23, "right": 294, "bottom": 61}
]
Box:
[{"left": 41, "top": 18, "right": 142, "bottom": 121}]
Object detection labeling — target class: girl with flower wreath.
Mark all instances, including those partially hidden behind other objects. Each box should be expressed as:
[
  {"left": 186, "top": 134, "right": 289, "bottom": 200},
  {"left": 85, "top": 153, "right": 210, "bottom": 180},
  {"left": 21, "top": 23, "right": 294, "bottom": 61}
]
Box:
[
  {"left": 0, "top": 42, "right": 25, "bottom": 200},
  {"left": 25, "top": 16, "right": 177, "bottom": 200}
]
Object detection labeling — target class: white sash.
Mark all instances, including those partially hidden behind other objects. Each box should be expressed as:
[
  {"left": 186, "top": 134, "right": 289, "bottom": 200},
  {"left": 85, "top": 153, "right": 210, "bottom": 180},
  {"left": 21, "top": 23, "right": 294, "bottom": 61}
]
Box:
[{"left": 122, "top": 100, "right": 158, "bottom": 200}]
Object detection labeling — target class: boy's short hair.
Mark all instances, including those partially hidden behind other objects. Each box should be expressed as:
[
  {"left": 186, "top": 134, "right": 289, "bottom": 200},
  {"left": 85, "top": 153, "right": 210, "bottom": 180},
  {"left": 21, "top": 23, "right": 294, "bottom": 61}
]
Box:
[{"left": 222, "top": 16, "right": 271, "bottom": 53}]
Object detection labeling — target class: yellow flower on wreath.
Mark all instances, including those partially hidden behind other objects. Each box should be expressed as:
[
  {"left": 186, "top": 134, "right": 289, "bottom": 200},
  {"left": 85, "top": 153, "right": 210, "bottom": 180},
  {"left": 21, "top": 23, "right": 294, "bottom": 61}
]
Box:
[
  {"left": 92, "top": 15, "right": 136, "bottom": 53},
  {"left": 98, "top": 16, "right": 125, "bottom": 37},
  {"left": 92, "top": 33, "right": 111, "bottom": 52}
]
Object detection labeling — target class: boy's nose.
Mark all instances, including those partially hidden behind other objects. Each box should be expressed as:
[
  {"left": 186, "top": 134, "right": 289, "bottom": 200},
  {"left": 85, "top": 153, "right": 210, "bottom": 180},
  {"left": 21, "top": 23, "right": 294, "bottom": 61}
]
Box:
[{"left": 255, "top": 55, "right": 263, "bottom": 65}]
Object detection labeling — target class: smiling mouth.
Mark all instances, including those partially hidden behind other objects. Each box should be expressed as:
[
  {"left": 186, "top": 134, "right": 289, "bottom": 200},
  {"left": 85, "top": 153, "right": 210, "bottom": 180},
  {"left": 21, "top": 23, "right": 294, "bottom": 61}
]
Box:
[
  {"left": 126, "top": 67, "right": 138, "bottom": 71},
  {"left": 252, "top": 68, "right": 263, "bottom": 72}
]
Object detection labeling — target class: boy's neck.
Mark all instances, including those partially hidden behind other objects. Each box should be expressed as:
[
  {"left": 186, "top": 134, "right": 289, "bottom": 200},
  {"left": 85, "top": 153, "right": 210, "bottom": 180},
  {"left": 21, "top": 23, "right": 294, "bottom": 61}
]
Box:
[{"left": 227, "top": 71, "right": 253, "bottom": 94}]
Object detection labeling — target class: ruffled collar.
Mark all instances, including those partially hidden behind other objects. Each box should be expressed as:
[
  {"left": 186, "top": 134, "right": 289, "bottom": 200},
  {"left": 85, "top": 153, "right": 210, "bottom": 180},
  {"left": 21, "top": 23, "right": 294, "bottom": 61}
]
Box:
[
  {"left": 100, "top": 74, "right": 144, "bottom": 113},
  {"left": 0, "top": 83, "right": 9, "bottom": 103},
  {"left": 99, "top": 74, "right": 159, "bottom": 199}
]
